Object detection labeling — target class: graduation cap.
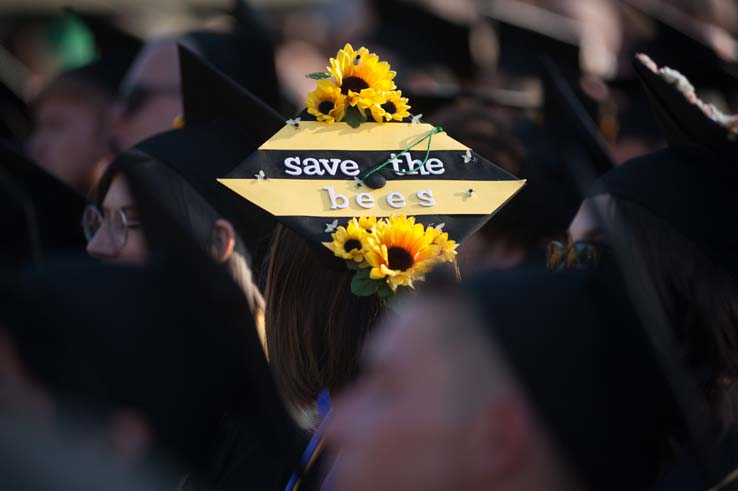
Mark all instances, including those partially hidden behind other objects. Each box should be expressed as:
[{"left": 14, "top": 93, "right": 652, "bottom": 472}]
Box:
[
  {"left": 633, "top": 53, "right": 737, "bottom": 147},
  {"left": 184, "top": 25, "right": 281, "bottom": 110},
  {"left": 0, "top": 79, "right": 32, "bottom": 144},
  {"left": 466, "top": 267, "right": 682, "bottom": 491},
  {"left": 367, "top": 0, "right": 479, "bottom": 80},
  {"left": 62, "top": 9, "right": 142, "bottom": 96},
  {"left": 0, "top": 142, "right": 86, "bottom": 270},
  {"left": 541, "top": 55, "right": 615, "bottom": 179},
  {"left": 220, "top": 44, "right": 526, "bottom": 297},
  {"left": 123, "top": 45, "right": 286, "bottom": 265},
  {"left": 483, "top": 0, "right": 581, "bottom": 80}
]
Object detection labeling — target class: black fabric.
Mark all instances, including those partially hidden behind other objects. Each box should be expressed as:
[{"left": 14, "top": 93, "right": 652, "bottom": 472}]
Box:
[
  {"left": 184, "top": 28, "right": 280, "bottom": 110},
  {"left": 0, "top": 80, "right": 32, "bottom": 143},
  {"left": 467, "top": 268, "right": 676, "bottom": 491},
  {"left": 633, "top": 55, "right": 734, "bottom": 147},
  {"left": 64, "top": 10, "right": 142, "bottom": 96},
  {"left": 589, "top": 143, "right": 738, "bottom": 281},
  {"left": 0, "top": 142, "right": 86, "bottom": 270}
]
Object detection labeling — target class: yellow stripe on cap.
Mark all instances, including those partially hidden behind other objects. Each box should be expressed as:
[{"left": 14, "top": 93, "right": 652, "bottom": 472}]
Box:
[
  {"left": 260, "top": 122, "right": 470, "bottom": 152},
  {"left": 218, "top": 178, "right": 526, "bottom": 217}
]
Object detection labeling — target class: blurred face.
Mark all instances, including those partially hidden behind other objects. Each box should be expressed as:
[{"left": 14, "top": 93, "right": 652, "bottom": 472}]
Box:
[
  {"left": 86, "top": 175, "right": 148, "bottom": 264},
  {"left": 326, "top": 297, "right": 533, "bottom": 491},
  {"left": 111, "top": 41, "right": 182, "bottom": 151},
  {"left": 28, "top": 96, "right": 110, "bottom": 193}
]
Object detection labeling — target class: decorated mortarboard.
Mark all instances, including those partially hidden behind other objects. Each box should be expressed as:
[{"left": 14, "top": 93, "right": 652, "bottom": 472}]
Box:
[
  {"left": 220, "top": 44, "right": 525, "bottom": 298},
  {"left": 633, "top": 53, "right": 738, "bottom": 147},
  {"left": 0, "top": 142, "right": 86, "bottom": 269},
  {"left": 62, "top": 9, "right": 142, "bottom": 96}
]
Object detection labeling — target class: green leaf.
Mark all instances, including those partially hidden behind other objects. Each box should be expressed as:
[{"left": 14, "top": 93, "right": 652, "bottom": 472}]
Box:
[
  {"left": 305, "top": 72, "right": 332, "bottom": 80},
  {"left": 345, "top": 106, "right": 367, "bottom": 128},
  {"left": 351, "top": 269, "right": 379, "bottom": 297},
  {"left": 377, "top": 283, "right": 394, "bottom": 299},
  {"left": 346, "top": 260, "right": 360, "bottom": 271}
]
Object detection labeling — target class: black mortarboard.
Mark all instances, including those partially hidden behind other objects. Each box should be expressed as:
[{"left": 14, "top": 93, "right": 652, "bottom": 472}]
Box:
[
  {"left": 221, "top": 44, "right": 525, "bottom": 297},
  {"left": 590, "top": 142, "right": 738, "bottom": 282},
  {"left": 0, "top": 142, "right": 85, "bottom": 270},
  {"left": 633, "top": 53, "right": 737, "bottom": 147},
  {"left": 367, "top": 0, "right": 478, "bottom": 80},
  {"left": 0, "top": 79, "right": 32, "bottom": 144},
  {"left": 541, "top": 55, "right": 615, "bottom": 179},
  {"left": 62, "top": 9, "right": 142, "bottom": 96},
  {"left": 184, "top": 25, "right": 281, "bottom": 110},
  {"left": 121, "top": 46, "right": 285, "bottom": 266},
  {"left": 466, "top": 268, "right": 677, "bottom": 491},
  {"left": 483, "top": 0, "right": 581, "bottom": 80}
]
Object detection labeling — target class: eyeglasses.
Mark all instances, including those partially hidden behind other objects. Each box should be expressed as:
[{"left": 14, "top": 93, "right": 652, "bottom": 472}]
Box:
[
  {"left": 118, "top": 84, "right": 180, "bottom": 116},
  {"left": 546, "top": 240, "right": 606, "bottom": 270},
  {"left": 82, "top": 205, "right": 142, "bottom": 250}
]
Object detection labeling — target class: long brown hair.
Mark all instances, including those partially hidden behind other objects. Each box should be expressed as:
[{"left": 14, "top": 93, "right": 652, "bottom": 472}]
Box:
[
  {"left": 265, "top": 224, "right": 383, "bottom": 419},
  {"left": 613, "top": 198, "right": 738, "bottom": 422}
]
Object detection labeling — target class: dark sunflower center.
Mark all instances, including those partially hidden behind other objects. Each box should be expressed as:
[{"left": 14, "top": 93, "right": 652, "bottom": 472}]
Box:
[
  {"left": 387, "top": 247, "right": 414, "bottom": 271},
  {"left": 318, "top": 100, "right": 335, "bottom": 115},
  {"left": 381, "top": 101, "right": 397, "bottom": 114},
  {"left": 342, "top": 76, "right": 370, "bottom": 94},
  {"left": 344, "top": 239, "right": 362, "bottom": 253}
]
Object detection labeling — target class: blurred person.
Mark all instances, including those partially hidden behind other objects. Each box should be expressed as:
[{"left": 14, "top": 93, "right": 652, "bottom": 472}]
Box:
[
  {"left": 327, "top": 268, "right": 681, "bottom": 491},
  {"left": 28, "top": 11, "right": 141, "bottom": 195},
  {"left": 0, "top": 236, "right": 303, "bottom": 490},
  {"left": 0, "top": 141, "right": 86, "bottom": 270},
  {"left": 112, "top": 19, "right": 281, "bottom": 151}
]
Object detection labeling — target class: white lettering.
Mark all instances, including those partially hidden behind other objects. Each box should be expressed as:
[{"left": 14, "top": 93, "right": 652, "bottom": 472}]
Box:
[
  {"left": 417, "top": 190, "right": 436, "bottom": 207},
  {"left": 425, "top": 158, "right": 445, "bottom": 175},
  {"left": 386, "top": 192, "right": 406, "bottom": 209},
  {"left": 303, "top": 158, "right": 324, "bottom": 176},
  {"left": 284, "top": 156, "right": 302, "bottom": 176},
  {"left": 356, "top": 193, "right": 375, "bottom": 209},
  {"left": 319, "top": 158, "right": 340, "bottom": 176},
  {"left": 341, "top": 159, "right": 360, "bottom": 177},
  {"left": 323, "top": 186, "right": 349, "bottom": 209}
]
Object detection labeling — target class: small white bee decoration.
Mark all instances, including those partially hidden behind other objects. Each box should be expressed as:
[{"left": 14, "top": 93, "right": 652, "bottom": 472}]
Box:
[
  {"left": 410, "top": 113, "right": 423, "bottom": 125},
  {"left": 353, "top": 177, "right": 365, "bottom": 188},
  {"left": 462, "top": 150, "right": 475, "bottom": 164},
  {"left": 255, "top": 170, "right": 267, "bottom": 181},
  {"left": 325, "top": 219, "right": 339, "bottom": 233},
  {"left": 286, "top": 117, "right": 301, "bottom": 128}
]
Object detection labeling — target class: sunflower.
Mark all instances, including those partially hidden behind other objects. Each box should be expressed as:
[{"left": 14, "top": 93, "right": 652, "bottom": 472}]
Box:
[
  {"left": 428, "top": 226, "right": 459, "bottom": 262},
  {"left": 323, "top": 218, "right": 369, "bottom": 263},
  {"left": 369, "top": 90, "right": 411, "bottom": 123},
  {"left": 306, "top": 80, "right": 347, "bottom": 124},
  {"left": 328, "top": 44, "right": 396, "bottom": 109},
  {"left": 364, "top": 215, "right": 444, "bottom": 291},
  {"left": 359, "top": 216, "right": 377, "bottom": 232}
]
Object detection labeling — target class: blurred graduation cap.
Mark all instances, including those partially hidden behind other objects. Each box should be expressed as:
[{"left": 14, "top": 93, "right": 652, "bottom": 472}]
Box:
[
  {"left": 367, "top": 0, "right": 480, "bottom": 80},
  {"left": 120, "top": 45, "right": 285, "bottom": 266},
  {"left": 0, "top": 142, "right": 85, "bottom": 270},
  {"left": 0, "top": 79, "right": 32, "bottom": 144},
  {"left": 632, "top": 53, "right": 737, "bottom": 147},
  {"left": 541, "top": 55, "right": 615, "bottom": 179},
  {"left": 220, "top": 100, "right": 526, "bottom": 283},
  {"left": 482, "top": 0, "right": 581, "bottom": 80},
  {"left": 184, "top": 20, "right": 281, "bottom": 110},
  {"left": 467, "top": 267, "right": 681, "bottom": 491},
  {"left": 621, "top": 0, "right": 738, "bottom": 92},
  {"left": 61, "top": 9, "right": 142, "bottom": 97}
]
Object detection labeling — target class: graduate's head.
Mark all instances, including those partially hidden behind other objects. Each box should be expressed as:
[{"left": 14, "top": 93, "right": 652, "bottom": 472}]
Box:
[
  {"left": 327, "top": 269, "right": 677, "bottom": 491},
  {"left": 28, "top": 72, "right": 113, "bottom": 194},
  {"left": 565, "top": 144, "right": 738, "bottom": 420}
]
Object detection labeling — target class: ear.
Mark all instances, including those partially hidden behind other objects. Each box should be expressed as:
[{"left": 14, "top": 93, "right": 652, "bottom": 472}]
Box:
[
  {"left": 108, "top": 409, "right": 153, "bottom": 464},
  {"left": 468, "top": 397, "right": 533, "bottom": 484},
  {"left": 211, "top": 219, "right": 236, "bottom": 263}
]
